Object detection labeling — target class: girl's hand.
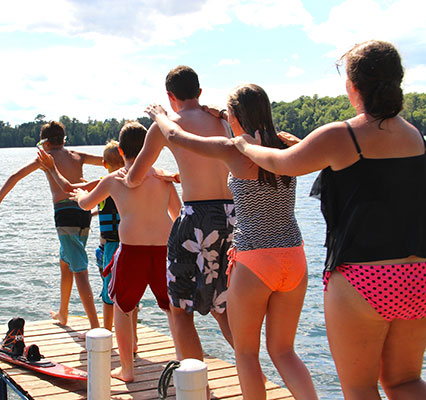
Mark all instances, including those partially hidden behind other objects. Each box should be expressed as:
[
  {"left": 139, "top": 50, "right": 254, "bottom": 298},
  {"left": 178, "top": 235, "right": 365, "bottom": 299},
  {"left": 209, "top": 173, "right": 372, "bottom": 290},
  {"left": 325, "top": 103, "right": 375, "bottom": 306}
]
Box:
[{"left": 278, "top": 131, "right": 301, "bottom": 147}]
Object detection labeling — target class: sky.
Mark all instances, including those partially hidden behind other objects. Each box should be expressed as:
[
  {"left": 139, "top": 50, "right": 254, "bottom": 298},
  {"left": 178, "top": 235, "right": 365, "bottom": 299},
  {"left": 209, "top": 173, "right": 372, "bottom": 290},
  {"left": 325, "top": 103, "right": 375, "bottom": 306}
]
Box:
[{"left": 1, "top": 0, "right": 425, "bottom": 125}]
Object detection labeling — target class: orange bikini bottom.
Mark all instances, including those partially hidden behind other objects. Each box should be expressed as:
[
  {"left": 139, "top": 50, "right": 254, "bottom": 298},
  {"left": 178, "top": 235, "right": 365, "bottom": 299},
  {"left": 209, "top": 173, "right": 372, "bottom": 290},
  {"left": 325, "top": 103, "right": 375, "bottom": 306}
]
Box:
[{"left": 227, "top": 245, "right": 306, "bottom": 292}]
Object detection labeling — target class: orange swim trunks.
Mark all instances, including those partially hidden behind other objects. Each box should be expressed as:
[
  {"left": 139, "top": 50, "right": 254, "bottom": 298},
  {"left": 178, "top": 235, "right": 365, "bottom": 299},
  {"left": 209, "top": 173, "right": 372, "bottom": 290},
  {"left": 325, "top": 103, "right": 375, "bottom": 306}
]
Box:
[{"left": 227, "top": 245, "right": 306, "bottom": 292}]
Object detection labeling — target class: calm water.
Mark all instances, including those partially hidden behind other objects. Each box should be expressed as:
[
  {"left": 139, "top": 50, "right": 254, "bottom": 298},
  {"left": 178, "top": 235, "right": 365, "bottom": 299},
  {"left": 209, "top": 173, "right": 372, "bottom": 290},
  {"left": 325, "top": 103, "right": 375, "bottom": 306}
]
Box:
[{"left": 0, "top": 146, "right": 423, "bottom": 399}]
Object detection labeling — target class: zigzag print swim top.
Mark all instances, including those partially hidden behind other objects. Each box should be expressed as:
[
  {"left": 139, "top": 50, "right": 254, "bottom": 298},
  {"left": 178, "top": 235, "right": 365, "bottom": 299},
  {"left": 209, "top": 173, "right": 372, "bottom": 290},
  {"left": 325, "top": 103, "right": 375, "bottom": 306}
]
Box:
[{"left": 228, "top": 174, "right": 302, "bottom": 251}]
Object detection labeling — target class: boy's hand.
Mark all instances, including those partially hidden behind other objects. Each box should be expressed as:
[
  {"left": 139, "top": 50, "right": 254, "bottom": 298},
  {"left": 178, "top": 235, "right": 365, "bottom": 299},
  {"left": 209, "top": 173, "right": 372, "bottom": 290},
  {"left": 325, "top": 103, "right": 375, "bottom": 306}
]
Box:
[
  {"left": 145, "top": 104, "right": 167, "bottom": 121},
  {"left": 69, "top": 188, "right": 88, "bottom": 203},
  {"left": 277, "top": 131, "right": 301, "bottom": 147},
  {"left": 153, "top": 168, "right": 180, "bottom": 183},
  {"left": 37, "top": 149, "right": 55, "bottom": 171}
]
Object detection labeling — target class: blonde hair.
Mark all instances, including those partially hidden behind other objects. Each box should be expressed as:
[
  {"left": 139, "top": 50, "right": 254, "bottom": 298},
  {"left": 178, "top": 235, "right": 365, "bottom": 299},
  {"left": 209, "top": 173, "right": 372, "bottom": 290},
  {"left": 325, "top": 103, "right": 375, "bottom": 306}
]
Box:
[{"left": 103, "top": 140, "right": 124, "bottom": 169}]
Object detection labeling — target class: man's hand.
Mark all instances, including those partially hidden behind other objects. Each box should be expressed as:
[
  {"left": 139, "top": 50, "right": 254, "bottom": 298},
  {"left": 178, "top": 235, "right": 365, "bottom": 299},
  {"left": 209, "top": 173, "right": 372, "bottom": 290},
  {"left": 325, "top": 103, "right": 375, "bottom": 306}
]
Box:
[
  {"left": 277, "top": 131, "right": 301, "bottom": 147},
  {"left": 145, "top": 104, "right": 167, "bottom": 121},
  {"left": 37, "top": 149, "right": 55, "bottom": 171}
]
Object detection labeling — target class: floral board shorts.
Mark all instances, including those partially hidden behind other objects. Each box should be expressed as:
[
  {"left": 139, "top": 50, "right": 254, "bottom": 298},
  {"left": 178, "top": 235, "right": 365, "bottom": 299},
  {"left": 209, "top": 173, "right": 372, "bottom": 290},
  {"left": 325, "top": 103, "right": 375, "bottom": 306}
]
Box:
[{"left": 167, "top": 199, "right": 235, "bottom": 315}]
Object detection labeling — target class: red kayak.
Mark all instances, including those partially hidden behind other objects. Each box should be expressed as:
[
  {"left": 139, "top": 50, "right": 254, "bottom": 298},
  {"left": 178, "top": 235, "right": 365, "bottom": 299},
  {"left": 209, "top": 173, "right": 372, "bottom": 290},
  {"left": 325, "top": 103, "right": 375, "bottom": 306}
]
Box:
[{"left": 0, "top": 349, "right": 87, "bottom": 381}]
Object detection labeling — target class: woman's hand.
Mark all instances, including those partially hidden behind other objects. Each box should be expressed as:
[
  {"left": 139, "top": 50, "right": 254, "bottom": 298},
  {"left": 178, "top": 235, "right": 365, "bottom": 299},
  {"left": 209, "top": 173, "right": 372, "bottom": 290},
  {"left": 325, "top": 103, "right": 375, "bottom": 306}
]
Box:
[
  {"left": 232, "top": 131, "right": 261, "bottom": 153},
  {"left": 145, "top": 104, "right": 167, "bottom": 121}
]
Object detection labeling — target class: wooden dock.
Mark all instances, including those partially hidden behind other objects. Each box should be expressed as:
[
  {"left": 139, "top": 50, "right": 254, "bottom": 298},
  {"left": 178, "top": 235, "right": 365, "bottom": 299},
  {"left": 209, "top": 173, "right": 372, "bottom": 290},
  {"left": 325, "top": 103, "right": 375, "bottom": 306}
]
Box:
[{"left": 0, "top": 316, "right": 293, "bottom": 399}]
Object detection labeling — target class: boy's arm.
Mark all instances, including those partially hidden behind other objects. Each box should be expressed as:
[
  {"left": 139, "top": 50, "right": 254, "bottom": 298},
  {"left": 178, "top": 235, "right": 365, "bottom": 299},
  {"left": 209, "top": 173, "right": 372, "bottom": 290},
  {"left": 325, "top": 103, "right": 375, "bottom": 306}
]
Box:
[
  {"left": 0, "top": 159, "right": 40, "bottom": 203},
  {"left": 120, "top": 123, "right": 167, "bottom": 188},
  {"left": 78, "top": 151, "right": 104, "bottom": 166},
  {"left": 37, "top": 150, "right": 99, "bottom": 192},
  {"left": 168, "top": 183, "right": 181, "bottom": 221},
  {"left": 70, "top": 176, "right": 112, "bottom": 211}
]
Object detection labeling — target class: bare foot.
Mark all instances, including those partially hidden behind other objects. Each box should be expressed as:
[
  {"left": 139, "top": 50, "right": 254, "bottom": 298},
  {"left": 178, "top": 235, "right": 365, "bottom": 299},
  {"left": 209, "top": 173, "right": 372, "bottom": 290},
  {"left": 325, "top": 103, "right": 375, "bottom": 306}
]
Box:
[
  {"left": 111, "top": 366, "right": 134, "bottom": 382},
  {"left": 50, "top": 310, "right": 67, "bottom": 325}
]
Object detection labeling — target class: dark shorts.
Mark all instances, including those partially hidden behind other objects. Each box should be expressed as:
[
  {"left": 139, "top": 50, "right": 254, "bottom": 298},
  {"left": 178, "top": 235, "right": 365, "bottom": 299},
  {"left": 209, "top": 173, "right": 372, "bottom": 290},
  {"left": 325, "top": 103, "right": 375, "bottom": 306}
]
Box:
[
  {"left": 54, "top": 200, "right": 91, "bottom": 273},
  {"left": 103, "top": 243, "right": 170, "bottom": 313},
  {"left": 167, "top": 200, "right": 235, "bottom": 315}
]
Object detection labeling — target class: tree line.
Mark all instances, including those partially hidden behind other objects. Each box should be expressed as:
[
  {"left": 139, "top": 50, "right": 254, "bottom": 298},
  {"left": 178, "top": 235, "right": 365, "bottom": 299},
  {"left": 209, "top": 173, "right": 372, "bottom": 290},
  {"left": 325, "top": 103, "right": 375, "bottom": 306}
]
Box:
[{"left": 0, "top": 93, "right": 425, "bottom": 148}]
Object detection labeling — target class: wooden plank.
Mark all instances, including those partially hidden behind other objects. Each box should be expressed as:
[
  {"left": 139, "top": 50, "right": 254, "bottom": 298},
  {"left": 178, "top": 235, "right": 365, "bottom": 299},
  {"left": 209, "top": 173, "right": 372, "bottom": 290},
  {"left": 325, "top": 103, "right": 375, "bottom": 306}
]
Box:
[{"left": 0, "top": 316, "right": 293, "bottom": 399}]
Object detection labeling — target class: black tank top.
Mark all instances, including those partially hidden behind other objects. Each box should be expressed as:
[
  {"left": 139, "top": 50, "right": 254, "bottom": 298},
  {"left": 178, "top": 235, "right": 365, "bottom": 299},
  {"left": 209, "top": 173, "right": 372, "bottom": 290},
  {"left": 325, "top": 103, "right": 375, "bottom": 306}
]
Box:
[{"left": 310, "top": 121, "right": 426, "bottom": 272}]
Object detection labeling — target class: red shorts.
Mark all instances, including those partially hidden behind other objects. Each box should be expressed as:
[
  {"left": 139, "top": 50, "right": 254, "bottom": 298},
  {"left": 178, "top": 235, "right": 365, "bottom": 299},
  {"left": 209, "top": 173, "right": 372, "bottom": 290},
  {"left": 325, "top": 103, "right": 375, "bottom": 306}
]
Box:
[{"left": 103, "top": 243, "right": 170, "bottom": 313}]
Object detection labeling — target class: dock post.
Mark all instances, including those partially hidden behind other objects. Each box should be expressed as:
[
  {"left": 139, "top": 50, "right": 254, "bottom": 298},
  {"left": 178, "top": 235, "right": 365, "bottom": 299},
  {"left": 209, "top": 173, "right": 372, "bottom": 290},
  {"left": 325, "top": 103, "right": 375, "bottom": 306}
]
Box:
[
  {"left": 173, "top": 358, "right": 208, "bottom": 400},
  {"left": 86, "top": 328, "right": 112, "bottom": 400}
]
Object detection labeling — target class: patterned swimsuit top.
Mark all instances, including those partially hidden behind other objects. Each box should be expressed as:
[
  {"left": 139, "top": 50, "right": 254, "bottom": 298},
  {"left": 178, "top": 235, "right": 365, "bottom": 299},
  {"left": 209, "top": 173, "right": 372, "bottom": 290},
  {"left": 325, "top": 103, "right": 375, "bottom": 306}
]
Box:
[{"left": 228, "top": 174, "right": 302, "bottom": 251}]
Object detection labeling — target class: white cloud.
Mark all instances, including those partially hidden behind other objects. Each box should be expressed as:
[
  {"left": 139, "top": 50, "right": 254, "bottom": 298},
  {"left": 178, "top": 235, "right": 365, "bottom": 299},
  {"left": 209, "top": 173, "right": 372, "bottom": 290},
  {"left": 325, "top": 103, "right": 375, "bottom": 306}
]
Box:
[
  {"left": 218, "top": 58, "right": 240, "bottom": 66},
  {"left": 403, "top": 65, "right": 426, "bottom": 93},
  {"left": 286, "top": 66, "right": 304, "bottom": 78},
  {"left": 307, "top": 0, "right": 426, "bottom": 58}
]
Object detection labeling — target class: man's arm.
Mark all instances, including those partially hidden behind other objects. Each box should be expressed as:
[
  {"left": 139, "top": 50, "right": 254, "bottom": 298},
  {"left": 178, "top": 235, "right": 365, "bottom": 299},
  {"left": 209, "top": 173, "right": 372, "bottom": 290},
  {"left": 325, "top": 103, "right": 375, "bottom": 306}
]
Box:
[
  {"left": 122, "top": 123, "right": 167, "bottom": 188},
  {"left": 168, "top": 183, "right": 182, "bottom": 221},
  {"left": 37, "top": 150, "right": 99, "bottom": 192},
  {"left": 0, "top": 160, "right": 40, "bottom": 203},
  {"left": 70, "top": 176, "right": 112, "bottom": 211}
]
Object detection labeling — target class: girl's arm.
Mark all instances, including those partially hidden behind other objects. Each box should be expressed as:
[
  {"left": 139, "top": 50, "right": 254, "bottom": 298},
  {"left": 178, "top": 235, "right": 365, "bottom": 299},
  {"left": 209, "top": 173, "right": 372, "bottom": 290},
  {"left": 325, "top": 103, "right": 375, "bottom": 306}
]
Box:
[
  {"left": 145, "top": 104, "right": 236, "bottom": 162},
  {"left": 0, "top": 159, "right": 40, "bottom": 203}
]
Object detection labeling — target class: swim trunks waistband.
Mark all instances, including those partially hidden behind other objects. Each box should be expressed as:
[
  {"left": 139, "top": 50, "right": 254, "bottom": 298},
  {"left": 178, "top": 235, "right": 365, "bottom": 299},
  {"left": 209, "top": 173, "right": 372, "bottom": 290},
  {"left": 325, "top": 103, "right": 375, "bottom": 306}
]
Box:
[
  {"left": 54, "top": 199, "right": 82, "bottom": 211},
  {"left": 183, "top": 199, "right": 234, "bottom": 206}
]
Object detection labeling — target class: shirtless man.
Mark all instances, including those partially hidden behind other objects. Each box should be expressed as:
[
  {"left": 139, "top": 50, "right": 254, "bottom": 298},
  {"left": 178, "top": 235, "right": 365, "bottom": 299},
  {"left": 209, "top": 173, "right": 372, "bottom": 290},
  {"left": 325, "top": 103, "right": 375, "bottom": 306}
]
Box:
[
  {"left": 71, "top": 121, "right": 181, "bottom": 381},
  {"left": 120, "top": 66, "right": 235, "bottom": 367},
  {"left": 0, "top": 121, "right": 102, "bottom": 333}
]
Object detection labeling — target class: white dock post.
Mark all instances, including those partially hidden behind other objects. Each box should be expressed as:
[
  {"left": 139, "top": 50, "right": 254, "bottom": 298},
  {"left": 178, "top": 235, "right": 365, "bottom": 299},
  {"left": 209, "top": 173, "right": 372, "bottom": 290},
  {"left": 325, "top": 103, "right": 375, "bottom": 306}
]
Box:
[
  {"left": 173, "top": 358, "right": 208, "bottom": 400},
  {"left": 86, "top": 328, "right": 113, "bottom": 400}
]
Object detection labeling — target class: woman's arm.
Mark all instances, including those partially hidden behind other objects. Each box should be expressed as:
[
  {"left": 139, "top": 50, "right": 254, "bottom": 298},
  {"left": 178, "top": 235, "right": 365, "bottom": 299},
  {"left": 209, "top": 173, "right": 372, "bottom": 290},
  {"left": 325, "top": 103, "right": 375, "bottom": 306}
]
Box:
[
  {"left": 0, "top": 160, "right": 40, "bottom": 203},
  {"left": 233, "top": 124, "right": 339, "bottom": 176},
  {"left": 145, "top": 104, "right": 236, "bottom": 162}
]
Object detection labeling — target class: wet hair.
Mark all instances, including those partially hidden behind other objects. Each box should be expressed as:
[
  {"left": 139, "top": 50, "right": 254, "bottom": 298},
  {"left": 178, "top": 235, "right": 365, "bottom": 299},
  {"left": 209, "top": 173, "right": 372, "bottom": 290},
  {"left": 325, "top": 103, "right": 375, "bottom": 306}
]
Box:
[
  {"left": 103, "top": 140, "right": 124, "bottom": 168},
  {"left": 40, "top": 121, "right": 65, "bottom": 145},
  {"left": 165, "top": 65, "right": 200, "bottom": 101},
  {"left": 227, "top": 84, "right": 290, "bottom": 188},
  {"left": 118, "top": 121, "right": 147, "bottom": 159},
  {"left": 339, "top": 40, "right": 404, "bottom": 126}
]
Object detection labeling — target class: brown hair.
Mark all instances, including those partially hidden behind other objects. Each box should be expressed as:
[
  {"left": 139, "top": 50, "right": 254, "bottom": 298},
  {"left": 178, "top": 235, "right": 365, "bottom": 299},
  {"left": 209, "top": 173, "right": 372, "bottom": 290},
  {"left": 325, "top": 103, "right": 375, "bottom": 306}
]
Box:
[
  {"left": 103, "top": 140, "right": 124, "bottom": 168},
  {"left": 118, "top": 121, "right": 147, "bottom": 159},
  {"left": 165, "top": 65, "right": 200, "bottom": 101},
  {"left": 227, "top": 84, "right": 290, "bottom": 187},
  {"left": 340, "top": 40, "right": 404, "bottom": 126},
  {"left": 40, "top": 121, "right": 65, "bottom": 145}
]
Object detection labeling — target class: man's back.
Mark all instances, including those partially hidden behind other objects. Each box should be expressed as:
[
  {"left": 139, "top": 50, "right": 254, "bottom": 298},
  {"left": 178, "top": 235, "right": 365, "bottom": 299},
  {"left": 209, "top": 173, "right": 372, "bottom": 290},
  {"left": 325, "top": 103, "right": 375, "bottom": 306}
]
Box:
[{"left": 167, "top": 107, "right": 232, "bottom": 202}]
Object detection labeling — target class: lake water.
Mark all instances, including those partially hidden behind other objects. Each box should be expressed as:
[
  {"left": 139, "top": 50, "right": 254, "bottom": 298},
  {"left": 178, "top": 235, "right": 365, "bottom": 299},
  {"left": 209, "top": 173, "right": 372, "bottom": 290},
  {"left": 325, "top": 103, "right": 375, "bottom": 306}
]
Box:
[{"left": 0, "top": 146, "right": 423, "bottom": 399}]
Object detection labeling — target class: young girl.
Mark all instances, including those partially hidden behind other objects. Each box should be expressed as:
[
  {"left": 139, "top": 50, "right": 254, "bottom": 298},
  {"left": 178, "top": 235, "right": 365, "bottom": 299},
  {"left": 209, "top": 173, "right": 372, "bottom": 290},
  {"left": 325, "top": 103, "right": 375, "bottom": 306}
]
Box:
[
  {"left": 145, "top": 83, "right": 317, "bottom": 400},
  {"left": 233, "top": 40, "right": 426, "bottom": 399}
]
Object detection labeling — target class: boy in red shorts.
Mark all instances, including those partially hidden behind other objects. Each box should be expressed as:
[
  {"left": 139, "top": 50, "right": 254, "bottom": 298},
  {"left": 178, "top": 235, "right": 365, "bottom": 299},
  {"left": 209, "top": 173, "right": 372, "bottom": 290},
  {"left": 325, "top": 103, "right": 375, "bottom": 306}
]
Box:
[{"left": 71, "top": 121, "right": 181, "bottom": 382}]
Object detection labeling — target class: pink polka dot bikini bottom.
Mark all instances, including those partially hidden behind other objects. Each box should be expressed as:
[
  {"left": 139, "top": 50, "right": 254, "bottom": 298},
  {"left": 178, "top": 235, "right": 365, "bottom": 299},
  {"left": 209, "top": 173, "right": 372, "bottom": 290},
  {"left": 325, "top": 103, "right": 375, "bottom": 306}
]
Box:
[{"left": 324, "top": 262, "right": 426, "bottom": 321}]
